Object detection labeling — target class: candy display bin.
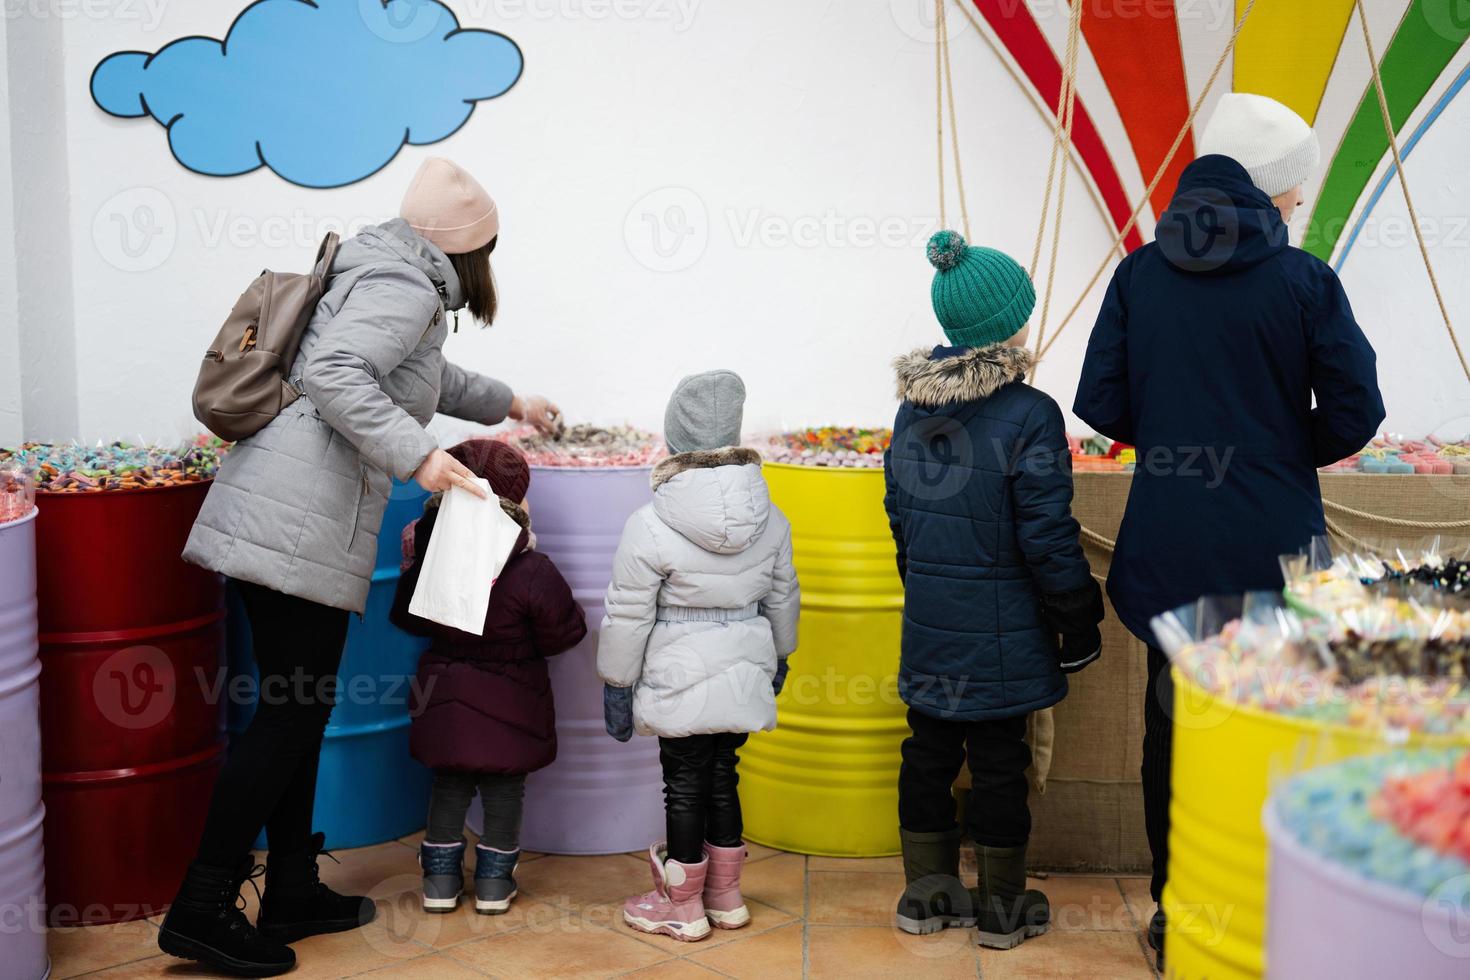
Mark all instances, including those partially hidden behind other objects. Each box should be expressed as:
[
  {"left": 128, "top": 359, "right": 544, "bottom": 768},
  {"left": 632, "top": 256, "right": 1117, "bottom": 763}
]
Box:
[
  {"left": 1263, "top": 787, "right": 1467, "bottom": 980},
  {"left": 1164, "top": 671, "right": 1466, "bottom": 980},
  {"left": 490, "top": 465, "right": 665, "bottom": 854},
  {"left": 0, "top": 509, "right": 48, "bottom": 978},
  {"left": 738, "top": 462, "right": 907, "bottom": 857},
  {"left": 229, "top": 481, "right": 434, "bottom": 850},
  {"left": 35, "top": 481, "right": 226, "bottom": 925}
]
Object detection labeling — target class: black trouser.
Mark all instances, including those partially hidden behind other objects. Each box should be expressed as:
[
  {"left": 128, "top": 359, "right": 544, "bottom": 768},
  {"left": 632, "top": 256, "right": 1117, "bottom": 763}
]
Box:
[
  {"left": 898, "top": 706, "right": 1031, "bottom": 848},
  {"left": 425, "top": 771, "right": 526, "bottom": 852},
  {"left": 1143, "top": 645, "right": 1174, "bottom": 903},
  {"left": 195, "top": 580, "right": 348, "bottom": 868},
  {"left": 658, "top": 733, "right": 748, "bottom": 864}
]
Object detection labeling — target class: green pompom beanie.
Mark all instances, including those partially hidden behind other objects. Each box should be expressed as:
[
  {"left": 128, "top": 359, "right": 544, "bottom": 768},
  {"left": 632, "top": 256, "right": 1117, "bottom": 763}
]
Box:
[{"left": 926, "top": 230, "right": 1036, "bottom": 348}]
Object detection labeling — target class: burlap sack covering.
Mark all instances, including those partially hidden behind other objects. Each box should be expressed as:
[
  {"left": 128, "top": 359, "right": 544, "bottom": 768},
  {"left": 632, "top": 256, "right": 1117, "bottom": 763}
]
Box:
[{"left": 1025, "top": 708, "right": 1055, "bottom": 794}]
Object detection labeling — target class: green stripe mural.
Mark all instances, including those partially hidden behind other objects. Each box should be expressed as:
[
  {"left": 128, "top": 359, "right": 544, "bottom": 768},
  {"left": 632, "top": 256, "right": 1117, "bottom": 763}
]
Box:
[{"left": 1305, "top": 1, "right": 1470, "bottom": 261}]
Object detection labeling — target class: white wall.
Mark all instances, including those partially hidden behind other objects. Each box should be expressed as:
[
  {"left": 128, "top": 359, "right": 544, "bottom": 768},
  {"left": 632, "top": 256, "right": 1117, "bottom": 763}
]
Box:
[
  {"left": 0, "top": 12, "right": 22, "bottom": 447},
  {"left": 6, "top": 0, "right": 1466, "bottom": 446}
]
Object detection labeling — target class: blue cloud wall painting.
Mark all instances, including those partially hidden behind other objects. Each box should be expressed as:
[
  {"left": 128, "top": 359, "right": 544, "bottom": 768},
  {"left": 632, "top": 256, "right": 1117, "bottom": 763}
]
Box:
[{"left": 90, "top": 0, "right": 523, "bottom": 188}]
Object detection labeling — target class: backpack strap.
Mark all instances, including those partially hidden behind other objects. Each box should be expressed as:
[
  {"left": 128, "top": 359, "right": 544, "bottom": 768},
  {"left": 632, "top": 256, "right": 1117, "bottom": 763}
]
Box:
[{"left": 312, "top": 231, "right": 341, "bottom": 282}]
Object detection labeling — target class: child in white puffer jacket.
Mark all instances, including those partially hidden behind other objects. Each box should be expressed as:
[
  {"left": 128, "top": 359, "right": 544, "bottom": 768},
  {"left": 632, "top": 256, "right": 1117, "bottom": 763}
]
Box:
[{"left": 598, "top": 369, "right": 799, "bottom": 943}]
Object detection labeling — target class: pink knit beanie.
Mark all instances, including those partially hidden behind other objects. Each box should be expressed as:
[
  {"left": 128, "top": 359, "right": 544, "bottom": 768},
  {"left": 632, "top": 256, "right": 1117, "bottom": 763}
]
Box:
[{"left": 399, "top": 158, "right": 500, "bottom": 255}]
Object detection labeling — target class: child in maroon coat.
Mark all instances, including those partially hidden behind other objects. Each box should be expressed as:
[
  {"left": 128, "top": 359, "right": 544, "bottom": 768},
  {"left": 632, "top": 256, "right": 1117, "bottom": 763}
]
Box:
[{"left": 391, "top": 439, "right": 586, "bottom": 915}]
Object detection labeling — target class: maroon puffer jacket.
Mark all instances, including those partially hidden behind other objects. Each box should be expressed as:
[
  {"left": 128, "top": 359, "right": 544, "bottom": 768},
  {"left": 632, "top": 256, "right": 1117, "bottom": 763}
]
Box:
[{"left": 391, "top": 503, "right": 587, "bottom": 774}]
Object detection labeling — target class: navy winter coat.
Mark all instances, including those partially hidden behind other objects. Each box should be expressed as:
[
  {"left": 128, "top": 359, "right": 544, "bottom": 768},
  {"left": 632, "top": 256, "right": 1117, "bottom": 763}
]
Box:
[
  {"left": 884, "top": 344, "right": 1095, "bottom": 721},
  {"left": 1074, "top": 155, "right": 1385, "bottom": 643},
  {"left": 390, "top": 502, "right": 587, "bottom": 775}
]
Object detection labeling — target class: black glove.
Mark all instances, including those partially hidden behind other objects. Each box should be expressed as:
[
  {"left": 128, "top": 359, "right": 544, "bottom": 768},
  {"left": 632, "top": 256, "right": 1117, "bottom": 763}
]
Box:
[
  {"left": 1042, "top": 581, "right": 1105, "bottom": 674},
  {"left": 603, "top": 684, "right": 634, "bottom": 742},
  {"left": 772, "top": 658, "right": 790, "bottom": 696}
]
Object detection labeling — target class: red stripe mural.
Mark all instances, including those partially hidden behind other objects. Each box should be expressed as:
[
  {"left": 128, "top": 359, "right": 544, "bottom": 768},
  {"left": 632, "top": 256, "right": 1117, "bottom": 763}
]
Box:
[
  {"left": 968, "top": 0, "right": 1145, "bottom": 251},
  {"left": 1073, "top": 0, "right": 1194, "bottom": 223}
]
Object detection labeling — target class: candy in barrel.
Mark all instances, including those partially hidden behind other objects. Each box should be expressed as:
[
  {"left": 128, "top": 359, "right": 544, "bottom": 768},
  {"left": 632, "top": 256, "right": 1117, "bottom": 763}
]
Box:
[
  {"left": 1154, "top": 586, "right": 1470, "bottom": 980},
  {"left": 1265, "top": 749, "right": 1470, "bottom": 979}
]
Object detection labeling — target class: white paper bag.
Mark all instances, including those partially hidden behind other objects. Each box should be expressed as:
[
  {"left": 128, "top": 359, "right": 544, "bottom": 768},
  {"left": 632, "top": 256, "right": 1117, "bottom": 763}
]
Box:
[{"left": 407, "top": 478, "right": 523, "bottom": 635}]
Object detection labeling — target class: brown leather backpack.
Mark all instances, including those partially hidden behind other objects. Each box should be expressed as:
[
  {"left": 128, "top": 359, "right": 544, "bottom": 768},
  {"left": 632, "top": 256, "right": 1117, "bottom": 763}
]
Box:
[{"left": 192, "top": 232, "right": 340, "bottom": 441}]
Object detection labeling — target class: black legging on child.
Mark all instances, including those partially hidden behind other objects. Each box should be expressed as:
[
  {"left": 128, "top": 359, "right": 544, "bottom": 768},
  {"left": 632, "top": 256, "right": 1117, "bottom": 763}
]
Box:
[
  {"left": 425, "top": 770, "right": 526, "bottom": 852},
  {"left": 194, "top": 580, "right": 348, "bottom": 867},
  {"left": 658, "top": 733, "right": 748, "bottom": 865},
  {"left": 898, "top": 706, "right": 1031, "bottom": 847}
]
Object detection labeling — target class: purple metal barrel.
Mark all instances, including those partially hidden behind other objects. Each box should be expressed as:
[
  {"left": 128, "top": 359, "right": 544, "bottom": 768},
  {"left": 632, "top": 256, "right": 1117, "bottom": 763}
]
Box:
[
  {"left": 0, "top": 510, "right": 48, "bottom": 979},
  {"left": 1263, "top": 796, "right": 1468, "bottom": 979},
  {"left": 471, "top": 466, "right": 665, "bottom": 854}
]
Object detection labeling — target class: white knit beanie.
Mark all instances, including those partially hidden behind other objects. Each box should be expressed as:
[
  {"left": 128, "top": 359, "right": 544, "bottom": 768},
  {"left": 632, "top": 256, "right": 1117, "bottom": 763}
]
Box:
[{"left": 1198, "top": 93, "right": 1321, "bottom": 198}]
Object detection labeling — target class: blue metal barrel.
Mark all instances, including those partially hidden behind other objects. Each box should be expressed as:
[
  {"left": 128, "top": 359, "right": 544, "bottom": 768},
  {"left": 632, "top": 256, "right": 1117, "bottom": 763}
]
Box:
[
  {"left": 228, "top": 481, "right": 433, "bottom": 849},
  {"left": 0, "top": 510, "right": 47, "bottom": 978}
]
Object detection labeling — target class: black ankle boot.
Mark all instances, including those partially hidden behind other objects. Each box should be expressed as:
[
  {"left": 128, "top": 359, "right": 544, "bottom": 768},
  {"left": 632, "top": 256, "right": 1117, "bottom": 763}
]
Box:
[
  {"left": 158, "top": 858, "right": 296, "bottom": 977},
  {"left": 257, "top": 832, "right": 376, "bottom": 943}
]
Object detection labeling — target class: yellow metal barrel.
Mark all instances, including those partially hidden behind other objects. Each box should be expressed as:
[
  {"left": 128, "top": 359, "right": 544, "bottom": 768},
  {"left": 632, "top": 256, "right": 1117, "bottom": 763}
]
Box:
[
  {"left": 1164, "top": 669, "right": 1466, "bottom": 979},
  {"left": 738, "top": 463, "right": 907, "bottom": 857}
]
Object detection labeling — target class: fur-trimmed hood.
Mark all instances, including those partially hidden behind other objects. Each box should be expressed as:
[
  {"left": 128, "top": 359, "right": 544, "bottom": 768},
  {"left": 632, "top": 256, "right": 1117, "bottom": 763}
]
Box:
[
  {"left": 650, "top": 446, "right": 763, "bottom": 489},
  {"left": 650, "top": 447, "right": 769, "bottom": 555},
  {"left": 893, "top": 344, "right": 1034, "bottom": 407}
]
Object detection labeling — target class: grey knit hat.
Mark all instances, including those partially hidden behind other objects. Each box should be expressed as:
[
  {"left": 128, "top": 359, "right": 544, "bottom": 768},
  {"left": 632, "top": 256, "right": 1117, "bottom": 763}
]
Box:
[{"left": 664, "top": 370, "right": 746, "bottom": 454}]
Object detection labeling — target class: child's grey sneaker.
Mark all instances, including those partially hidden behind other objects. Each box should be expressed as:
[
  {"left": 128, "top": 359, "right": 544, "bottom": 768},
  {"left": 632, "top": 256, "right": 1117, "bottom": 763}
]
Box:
[
  {"left": 474, "top": 844, "right": 519, "bottom": 915},
  {"left": 420, "top": 841, "right": 466, "bottom": 913}
]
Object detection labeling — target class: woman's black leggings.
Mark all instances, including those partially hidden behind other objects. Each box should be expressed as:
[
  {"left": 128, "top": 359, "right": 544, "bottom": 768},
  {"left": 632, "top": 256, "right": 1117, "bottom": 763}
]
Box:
[
  {"left": 658, "top": 733, "right": 748, "bottom": 865},
  {"left": 195, "top": 580, "right": 348, "bottom": 868}
]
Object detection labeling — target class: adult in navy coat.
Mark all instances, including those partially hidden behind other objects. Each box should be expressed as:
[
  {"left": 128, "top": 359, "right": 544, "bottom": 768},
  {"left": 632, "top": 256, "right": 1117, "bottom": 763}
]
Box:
[{"left": 1073, "top": 93, "right": 1384, "bottom": 965}]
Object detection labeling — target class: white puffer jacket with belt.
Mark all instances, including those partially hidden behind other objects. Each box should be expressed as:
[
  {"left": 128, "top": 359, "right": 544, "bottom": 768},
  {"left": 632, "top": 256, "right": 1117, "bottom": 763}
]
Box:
[{"left": 597, "top": 448, "right": 800, "bottom": 738}]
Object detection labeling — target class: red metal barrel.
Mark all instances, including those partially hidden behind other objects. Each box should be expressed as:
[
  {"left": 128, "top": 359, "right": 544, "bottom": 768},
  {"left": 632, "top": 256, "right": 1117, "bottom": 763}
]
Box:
[{"left": 36, "top": 482, "right": 225, "bottom": 925}]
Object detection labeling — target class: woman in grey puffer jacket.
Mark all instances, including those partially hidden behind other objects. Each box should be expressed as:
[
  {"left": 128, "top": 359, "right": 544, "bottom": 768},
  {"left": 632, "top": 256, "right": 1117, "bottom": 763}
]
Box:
[{"left": 161, "top": 160, "right": 561, "bottom": 979}]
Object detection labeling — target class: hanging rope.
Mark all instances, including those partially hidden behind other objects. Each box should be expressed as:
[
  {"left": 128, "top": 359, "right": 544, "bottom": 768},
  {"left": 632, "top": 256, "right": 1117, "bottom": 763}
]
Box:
[
  {"left": 1028, "top": 0, "right": 1084, "bottom": 279},
  {"left": 934, "top": 0, "right": 971, "bottom": 238},
  {"left": 1323, "top": 497, "right": 1470, "bottom": 531},
  {"left": 1035, "top": 0, "right": 1258, "bottom": 361},
  {"left": 1029, "top": 0, "right": 1084, "bottom": 382},
  {"left": 1079, "top": 524, "right": 1117, "bottom": 551},
  {"left": 952, "top": 1, "right": 1119, "bottom": 251},
  {"left": 1352, "top": 0, "right": 1469, "bottom": 385},
  {"left": 935, "top": 0, "right": 948, "bottom": 229}
]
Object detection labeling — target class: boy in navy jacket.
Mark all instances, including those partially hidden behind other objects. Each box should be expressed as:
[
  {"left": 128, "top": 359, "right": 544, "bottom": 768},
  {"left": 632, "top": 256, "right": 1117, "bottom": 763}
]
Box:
[{"left": 885, "top": 231, "right": 1103, "bottom": 949}]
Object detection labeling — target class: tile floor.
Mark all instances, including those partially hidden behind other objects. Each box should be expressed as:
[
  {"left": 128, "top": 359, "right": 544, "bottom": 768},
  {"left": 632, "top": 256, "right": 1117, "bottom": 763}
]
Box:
[{"left": 46, "top": 835, "right": 1160, "bottom": 979}]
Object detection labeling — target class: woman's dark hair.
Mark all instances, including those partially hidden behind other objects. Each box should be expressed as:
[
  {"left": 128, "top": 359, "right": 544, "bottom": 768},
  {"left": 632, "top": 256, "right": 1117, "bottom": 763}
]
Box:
[{"left": 449, "top": 236, "right": 498, "bottom": 326}]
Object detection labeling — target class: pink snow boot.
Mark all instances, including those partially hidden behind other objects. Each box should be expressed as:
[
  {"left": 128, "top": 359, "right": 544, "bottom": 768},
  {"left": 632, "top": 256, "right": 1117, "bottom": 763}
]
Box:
[
  {"left": 622, "top": 842, "right": 711, "bottom": 942},
  {"left": 702, "top": 842, "right": 750, "bottom": 929}
]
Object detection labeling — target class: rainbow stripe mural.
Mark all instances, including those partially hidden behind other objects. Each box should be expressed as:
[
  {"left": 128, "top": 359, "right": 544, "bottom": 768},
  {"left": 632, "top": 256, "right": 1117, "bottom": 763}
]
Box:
[{"left": 965, "top": 0, "right": 1470, "bottom": 265}]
